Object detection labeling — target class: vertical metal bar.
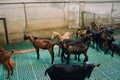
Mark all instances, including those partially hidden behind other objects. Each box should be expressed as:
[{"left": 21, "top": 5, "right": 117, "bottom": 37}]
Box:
[
  {"left": 81, "top": 11, "right": 84, "bottom": 28},
  {"left": 68, "top": 3, "right": 70, "bottom": 28},
  {"left": 23, "top": 2, "right": 28, "bottom": 32},
  {"left": 79, "top": 3, "right": 80, "bottom": 28},
  {"left": 110, "top": 2, "right": 114, "bottom": 26},
  {"left": 63, "top": 3, "right": 66, "bottom": 27},
  {"left": 3, "top": 18, "right": 9, "bottom": 44},
  {"left": 93, "top": 13, "right": 95, "bottom": 22}
]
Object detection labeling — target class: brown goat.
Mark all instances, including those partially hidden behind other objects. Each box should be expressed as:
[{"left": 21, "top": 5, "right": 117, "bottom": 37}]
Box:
[
  {"left": 51, "top": 31, "right": 73, "bottom": 56},
  {"left": 0, "top": 50, "right": 14, "bottom": 80},
  {"left": 0, "top": 45, "right": 5, "bottom": 52},
  {"left": 24, "top": 33, "right": 56, "bottom": 64},
  {"left": 76, "top": 29, "right": 87, "bottom": 39}
]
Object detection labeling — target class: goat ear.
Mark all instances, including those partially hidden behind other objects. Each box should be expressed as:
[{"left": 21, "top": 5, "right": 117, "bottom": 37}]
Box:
[{"left": 94, "top": 64, "right": 100, "bottom": 68}]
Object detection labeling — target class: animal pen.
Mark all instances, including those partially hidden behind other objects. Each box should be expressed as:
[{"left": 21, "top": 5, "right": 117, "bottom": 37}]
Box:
[{"left": 0, "top": 0, "right": 120, "bottom": 80}]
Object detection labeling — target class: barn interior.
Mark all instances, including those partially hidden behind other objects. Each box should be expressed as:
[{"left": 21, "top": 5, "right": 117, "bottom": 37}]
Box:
[{"left": 0, "top": 0, "right": 120, "bottom": 80}]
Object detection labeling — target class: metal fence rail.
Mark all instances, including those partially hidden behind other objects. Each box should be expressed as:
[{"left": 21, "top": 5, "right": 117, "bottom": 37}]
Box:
[{"left": 0, "top": 0, "right": 120, "bottom": 4}]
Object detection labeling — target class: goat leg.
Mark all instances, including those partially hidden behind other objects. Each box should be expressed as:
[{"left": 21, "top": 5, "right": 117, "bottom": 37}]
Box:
[
  {"left": 74, "top": 54, "right": 77, "bottom": 60},
  {"left": 111, "top": 51, "right": 114, "bottom": 57},
  {"left": 66, "top": 54, "right": 70, "bottom": 64},
  {"left": 92, "top": 41, "right": 95, "bottom": 49},
  {"left": 4, "top": 62, "right": 10, "bottom": 80},
  {"left": 36, "top": 48, "right": 39, "bottom": 59},
  {"left": 74, "top": 54, "right": 80, "bottom": 62},
  {"left": 48, "top": 49, "right": 54, "bottom": 64},
  {"left": 51, "top": 54, "right": 54, "bottom": 64},
  {"left": 9, "top": 63, "right": 13, "bottom": 75},
  {"left": 96, "top": 42, "right": 99, "bottom": 51},
  {"left": 105, "top": 49, "right": 108, "bottom": 54},
  {"left": 78, "top": 54, "right": 81, "bottom": 62},
  {"left": 83, "top": 53, "right": 88, "bottom": 62},
  {"left": 58, "top": 44, "right": 60, "bottom": 57},
  {"left": 61, "top": 52, "right": 64, "bottom": 63}
]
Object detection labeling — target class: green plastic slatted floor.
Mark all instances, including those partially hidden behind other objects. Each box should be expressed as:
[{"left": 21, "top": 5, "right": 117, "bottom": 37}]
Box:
[{"left": 1, "top": 41, "right": 120, "bottom": 80}]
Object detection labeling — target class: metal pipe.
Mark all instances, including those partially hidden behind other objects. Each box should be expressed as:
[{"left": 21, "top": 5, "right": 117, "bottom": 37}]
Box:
[
  {"left": 0, "top": 1, "right": 120, "bottom": 5},
  {"left": 0, "top": 18, "right": 9, "bottom": 44},
  {"left": 110, "top": 2, "right": 114, "bottom": 26},
  {"left": 23, "top": 3, "right": 28, "bottom": 32}
]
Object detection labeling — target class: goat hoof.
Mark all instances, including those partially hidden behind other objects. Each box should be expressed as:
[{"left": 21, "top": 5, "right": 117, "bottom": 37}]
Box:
[
  {"left": 61, "top": 61, "right": 64, "bottom": 63},
  {"left": 66, "top": 63, "right": 69, "bottom": 64},
  {"left": 78, "top": 59, "right": 81, "bottom": 62},
  {"left": 74, "top": 58, "right": 77, "bottom": 60},
  {"left": 6, "top": 78, "right": 10, "bottom": 80},
  {"left": 104, "top": 52, "right": 107, "bottom": 54},
  {"left": 58, "top": 54, "right": 60, "bottom": 57},
  {"left": 11, "top": 73, "right": 13, "bottom": 75}
]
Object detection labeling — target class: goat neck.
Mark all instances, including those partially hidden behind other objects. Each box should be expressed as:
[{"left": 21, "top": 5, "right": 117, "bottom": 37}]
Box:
[
  {"left": 57, "top": 35, "right": 63, "bottom": 41},
  {"left": 28, "top": 34, "right": 35, "bottom": 43}
]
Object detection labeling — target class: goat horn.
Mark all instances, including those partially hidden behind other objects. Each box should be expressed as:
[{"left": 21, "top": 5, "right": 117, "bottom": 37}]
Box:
[{"left": 94, "top": 64, "right": 101, "bottom": 68}]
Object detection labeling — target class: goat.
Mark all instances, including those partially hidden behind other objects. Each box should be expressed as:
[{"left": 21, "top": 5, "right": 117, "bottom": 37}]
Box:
[
  {"left": 61, "top": 34, "right": 91, "bottom": 62},
  {"left": 0, "top": 50, "right": 14, "bottom": 80},
  {"left": 58, "top": 35, "right": 90, "bottom": 64},
  {"left": 62, "top": 43, "right": 89, "bottom": 64},
  {"left": 76, "top": 29, "right": 87, "bottom": 39},
  {"left": 104, "top": 35, "right": 120, "bottom": 57},
  {"left": 51, "top": 31, "right": 73, "bottom": 56},
  {"left": 0, "top": 45, "right": 5, "bottom": 52},
  {"left": 111, "top": 43, "right": 120, "bottom": 56},
  {"left": 51, "top": 31, "right": 73, "bottom": 41},
  {"left": 45, "top": 62, "right": 100, "bottom": 80},
  {"left": 86, "top": 26, "right": 114, "bottom": 51},
  {"left": 24, "top": 33, "right": 56, "bottom": 64}
]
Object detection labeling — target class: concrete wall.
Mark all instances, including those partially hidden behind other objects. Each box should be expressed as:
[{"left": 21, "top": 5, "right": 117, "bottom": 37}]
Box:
[
  {"left": 0, "top": 0, "right": 119, "bottom": 44},
  {"left": 0, "top": 2, "right": 68, "bottom": 44},
  {"left": 0, "top": 4, "right": 26, "bottom": 44}
]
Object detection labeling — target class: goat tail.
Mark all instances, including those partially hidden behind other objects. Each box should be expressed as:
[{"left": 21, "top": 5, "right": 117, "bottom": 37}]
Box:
[{"left": 10, "top": 50, "right": 15, "bottom": 56}]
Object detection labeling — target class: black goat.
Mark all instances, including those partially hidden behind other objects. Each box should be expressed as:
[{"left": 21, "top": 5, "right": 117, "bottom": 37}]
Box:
[
  {"left": 104, "top": 35, "right": 115, "bottom": 57},
  {"left": 45, "top": 62, "right": 100, "bottom": 80},
  {"left": 86, "top": 28, "right": 101, "bottom": 50},
  {"left": 86, "top": 26, "right": 114, "bottom": 51},
  {"left": 111, "top": 43, "right": 120, "bottom": 56}
]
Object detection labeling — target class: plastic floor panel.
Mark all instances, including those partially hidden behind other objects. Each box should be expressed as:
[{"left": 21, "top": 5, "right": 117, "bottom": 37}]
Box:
[{"left": 0, "top": 46, "right": 120, "bottom": 80}]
